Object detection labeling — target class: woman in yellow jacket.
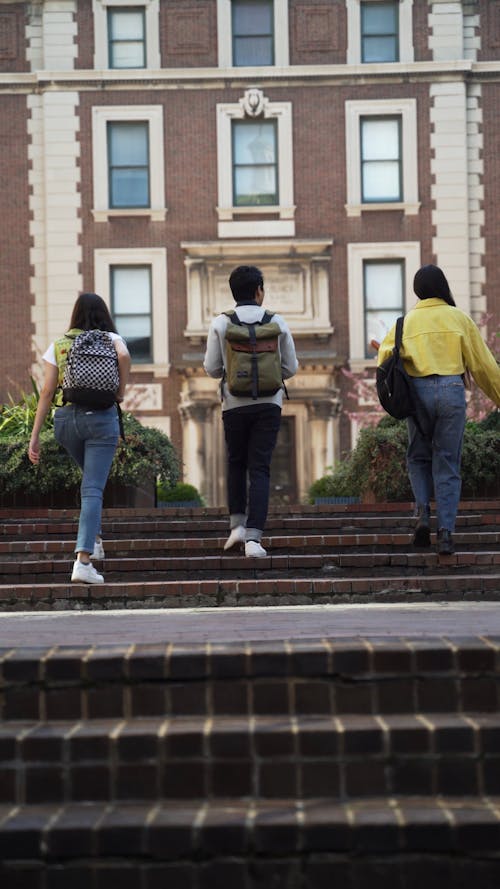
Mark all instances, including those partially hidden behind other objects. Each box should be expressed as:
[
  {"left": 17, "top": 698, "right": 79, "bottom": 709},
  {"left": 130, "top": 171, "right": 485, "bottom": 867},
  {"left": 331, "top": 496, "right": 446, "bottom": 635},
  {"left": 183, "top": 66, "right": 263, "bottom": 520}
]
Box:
[{"left": 377, "top": 265, "right": 500, "bottom": 555}]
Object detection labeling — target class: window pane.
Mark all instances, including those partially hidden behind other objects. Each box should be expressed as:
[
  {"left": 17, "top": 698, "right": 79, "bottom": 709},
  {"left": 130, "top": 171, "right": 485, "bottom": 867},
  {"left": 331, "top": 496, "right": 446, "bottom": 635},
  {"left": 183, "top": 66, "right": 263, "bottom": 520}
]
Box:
[
  {"left": 362, "top": 3, "right": 397, "bottom": 34},
  {"left": 108, "top": 123, "right": 149, "bottom": 208},
  {"left": 365, "top": 262, "right": 403, "bottom": 308},
  {"left": 233, "top": 36, "right": 273, "bottom": 66},
  {"left": 109, "top": 9, "right": 144, "bottom": 40},
  {"left": 361, "top": 118, "right": 399, "bottom": 160},
  {"left": 108, "top": 8, "right": 146, "bottom": 68},
  {"left": 233, "top": 121, "right": 278, "bottom": 205},
  {"left": 232, "top": 0, "right": 274, "bottom": 65},
  {"left": 233, "top": 121, "right": 276, "bottom": 163},
  {"left": 112, "top": 266, "right": 151, "bottom": 312},
  {"left": 111, "top": 266, "right": 152, "bottom": 362},
  {"left": 110, "top": 169, "right": 148, "bottom": 206},
  {"left": 361, "top": 1, "right": 398, "bottom": 62},
  {"left": 362, "top": 35, "right": 398, "bottom": 63},
  {"left": 362, "top": 161, "right": 400, "bottom": 201},
  {"left": 364, "top": 260, "right": 404, "bottom": 358},
  {"left": 109, "top": 123, "right": 148, "bottom": 165}
]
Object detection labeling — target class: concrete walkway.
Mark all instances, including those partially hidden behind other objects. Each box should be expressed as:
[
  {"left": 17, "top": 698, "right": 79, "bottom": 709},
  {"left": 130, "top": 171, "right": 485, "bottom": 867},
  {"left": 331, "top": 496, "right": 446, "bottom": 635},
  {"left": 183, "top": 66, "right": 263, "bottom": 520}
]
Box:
[{"left": 0, "top": 602, "right": 499, "bottom": 646}]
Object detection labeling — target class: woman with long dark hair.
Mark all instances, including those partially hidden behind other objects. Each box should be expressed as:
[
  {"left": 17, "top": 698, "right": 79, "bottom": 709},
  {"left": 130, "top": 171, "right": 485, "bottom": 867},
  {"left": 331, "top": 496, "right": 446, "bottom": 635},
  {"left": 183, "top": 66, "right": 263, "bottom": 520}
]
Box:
[
  {"left": 28, "top": 293, "right": 131, "bottom": 583},
  {"left": 377, "top": 264, "right": 500, "bottom": 554}
]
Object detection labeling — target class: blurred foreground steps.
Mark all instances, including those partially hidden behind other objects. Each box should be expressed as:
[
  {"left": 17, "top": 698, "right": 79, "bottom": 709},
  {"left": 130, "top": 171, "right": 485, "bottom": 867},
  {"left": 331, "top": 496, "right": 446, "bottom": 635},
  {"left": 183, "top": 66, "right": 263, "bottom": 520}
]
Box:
[{"left": 0, "top": 500, "right": 500, "bottom": 885}]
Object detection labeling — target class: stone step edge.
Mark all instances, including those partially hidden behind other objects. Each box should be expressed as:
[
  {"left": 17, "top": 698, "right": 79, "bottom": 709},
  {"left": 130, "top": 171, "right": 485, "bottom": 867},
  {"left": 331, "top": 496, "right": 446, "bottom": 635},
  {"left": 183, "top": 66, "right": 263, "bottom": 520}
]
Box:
[
  {"left": 2, "top": 531, "right": 499, "bottom": 556},
  {"left": 1, "top": 573, "right": 499, "bottom": 602},
  {"left": 0, "top": 499, "right": 498, "bottom": 518},
  {"left": 1, "top": 796, "right": 500, "bottom": 860},
  {"left": 2, "top": 632, "right": 499, "bottom": 682},
  {"left": 1, "top": 551, "right": 499, "bottom": 573}
]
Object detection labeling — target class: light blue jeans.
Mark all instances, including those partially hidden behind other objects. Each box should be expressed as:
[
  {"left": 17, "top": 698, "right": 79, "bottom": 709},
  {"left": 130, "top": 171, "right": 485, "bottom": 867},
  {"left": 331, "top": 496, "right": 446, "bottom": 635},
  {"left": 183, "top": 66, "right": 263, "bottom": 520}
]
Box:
[
  {"left": 407, "top": 375, "right": 466, "bottom": 532},
  {"left": 54, "top": 405, "right": 119, "bottom": 554}
]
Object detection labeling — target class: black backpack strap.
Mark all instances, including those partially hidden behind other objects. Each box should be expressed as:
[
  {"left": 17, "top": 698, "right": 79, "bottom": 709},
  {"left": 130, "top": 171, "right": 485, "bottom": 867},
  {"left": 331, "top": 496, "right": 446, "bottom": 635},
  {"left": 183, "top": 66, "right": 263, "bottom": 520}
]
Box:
[
  {"left": 394, "top": 316, "right": 404, "bottom": 352},
  {"left": 260, "top": 311, "right": 274, "bottom": 325}
]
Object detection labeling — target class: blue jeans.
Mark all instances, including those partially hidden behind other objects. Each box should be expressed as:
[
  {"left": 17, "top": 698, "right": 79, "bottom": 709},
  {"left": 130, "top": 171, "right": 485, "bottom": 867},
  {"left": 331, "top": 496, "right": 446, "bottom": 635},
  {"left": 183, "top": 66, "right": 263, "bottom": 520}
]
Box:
[
  {"left": 223, "top": 404, "right": 281, "bottom": 539},
  {"left": 407, "top": 375, "right": 466, "bottom": 532},
  {"left": 54, "top": 405, "right": 119, "bottom": 554}
]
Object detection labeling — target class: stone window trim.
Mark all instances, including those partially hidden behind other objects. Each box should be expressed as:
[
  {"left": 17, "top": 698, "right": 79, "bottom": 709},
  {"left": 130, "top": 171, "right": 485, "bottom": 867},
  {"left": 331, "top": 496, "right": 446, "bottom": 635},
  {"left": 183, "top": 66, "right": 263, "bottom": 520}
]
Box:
[
  {"left": 347, "top": 0, "right": 414, "bottom": 66},
  {"left": 92, "top": 104, "right": 166, "bottom": 221},
  {"left": 94, "top": 246, "right": 169, "bottom": 374},
  {"left": 92, "top": 0, "right": 161, "bottom": 70},
  {"left": 345, "top": 97, "right": 420, "bottom": 216},
  {"left": 347, "top": 240, "right": 421, "bottom": 363},
  {"left": 217, "top": 0, "right": 289, "bottom": 68},
  {"left": 216, "top": 88, "right": 295, "bottom": 238}
]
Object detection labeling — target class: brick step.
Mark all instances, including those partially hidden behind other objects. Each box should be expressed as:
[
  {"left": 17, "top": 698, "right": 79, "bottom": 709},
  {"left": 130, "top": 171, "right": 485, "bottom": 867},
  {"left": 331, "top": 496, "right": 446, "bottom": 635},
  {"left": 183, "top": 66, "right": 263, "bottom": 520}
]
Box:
[
  {"left": 1, "top": 796, "right": 500, "bottom": 867},
  {"left": 2, "top": 636, "right": 499, "bottom": 722},
  {"left": 1, "top": 531, "right": 499, "bottom": 561},
  {"left": 1, "top": 499, "right": 498, "bottom": 520},
  {"left": 1, "top": 573, "right": 499, "bottom": 610},
  {"left": 1, "top": 712, "right": 499, "bottom": 806},
  {"left": 1, "top": 512, "right": 497, "bottom": 542},
  {"left": 1, "top": 551, "right": 499, "bottom": 586}
]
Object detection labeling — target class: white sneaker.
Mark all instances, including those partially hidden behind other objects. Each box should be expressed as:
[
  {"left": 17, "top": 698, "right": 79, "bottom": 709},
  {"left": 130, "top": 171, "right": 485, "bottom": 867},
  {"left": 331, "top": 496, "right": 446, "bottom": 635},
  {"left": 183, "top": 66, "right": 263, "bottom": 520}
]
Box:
[
  {"left": 245, "top": 541, "right": 267, "bottom": 558},
  {"left": 90, "top": 538, "right": 105, "bottom": 560},
  {"left": 71, "top": 560, "right": 104, "bottom": 584},
  {"left": 223, "top": 525, "right": 246, "bottom": 551}
]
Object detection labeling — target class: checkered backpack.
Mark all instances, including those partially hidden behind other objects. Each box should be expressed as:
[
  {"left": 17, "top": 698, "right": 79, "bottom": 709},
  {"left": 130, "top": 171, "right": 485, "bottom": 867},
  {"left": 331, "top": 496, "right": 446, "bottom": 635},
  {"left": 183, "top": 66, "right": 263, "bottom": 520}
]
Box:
[{"left": 60, "top": 329, "right": 120, "bottom": 409}]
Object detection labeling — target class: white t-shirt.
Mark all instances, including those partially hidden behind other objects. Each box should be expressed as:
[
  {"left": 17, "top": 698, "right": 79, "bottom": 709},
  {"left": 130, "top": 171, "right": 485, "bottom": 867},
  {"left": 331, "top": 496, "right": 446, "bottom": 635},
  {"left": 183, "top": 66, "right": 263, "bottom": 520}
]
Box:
[{"left": 43, "top": 331, "right": 125, "bottom": 366}]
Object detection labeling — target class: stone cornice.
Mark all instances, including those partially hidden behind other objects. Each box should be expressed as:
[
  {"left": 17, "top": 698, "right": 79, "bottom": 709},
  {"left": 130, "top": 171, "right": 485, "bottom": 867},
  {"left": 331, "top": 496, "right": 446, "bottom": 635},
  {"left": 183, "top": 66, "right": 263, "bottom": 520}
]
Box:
[{"left": 2, "top": 60, "right": 500, "bottom": 93}]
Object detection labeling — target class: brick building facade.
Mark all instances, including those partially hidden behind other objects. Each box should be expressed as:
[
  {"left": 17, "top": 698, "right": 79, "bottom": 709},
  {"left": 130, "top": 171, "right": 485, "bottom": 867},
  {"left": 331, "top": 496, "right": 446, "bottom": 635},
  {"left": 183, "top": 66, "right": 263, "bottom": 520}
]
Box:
[{"left": 0, "top": 0, "right": 498, "bottom": 505}]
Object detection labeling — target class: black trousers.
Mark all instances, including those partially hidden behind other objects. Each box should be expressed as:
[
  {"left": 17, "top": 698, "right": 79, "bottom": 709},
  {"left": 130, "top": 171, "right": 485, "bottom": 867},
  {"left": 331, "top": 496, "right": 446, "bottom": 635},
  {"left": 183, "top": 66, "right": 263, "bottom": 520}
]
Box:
[{"left": 222, "top": 404, "right": 281, "bottom": 532}]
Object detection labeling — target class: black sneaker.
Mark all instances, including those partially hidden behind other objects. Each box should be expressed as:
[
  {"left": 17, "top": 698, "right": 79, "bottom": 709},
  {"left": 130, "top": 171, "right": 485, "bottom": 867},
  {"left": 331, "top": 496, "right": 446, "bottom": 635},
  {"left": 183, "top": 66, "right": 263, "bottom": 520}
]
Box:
[
  {"left": 437, "top": 528, "right": 454, "bottom": 555},
  {"left": 413, "top": 506, "right": 431, "bottom": 548}
]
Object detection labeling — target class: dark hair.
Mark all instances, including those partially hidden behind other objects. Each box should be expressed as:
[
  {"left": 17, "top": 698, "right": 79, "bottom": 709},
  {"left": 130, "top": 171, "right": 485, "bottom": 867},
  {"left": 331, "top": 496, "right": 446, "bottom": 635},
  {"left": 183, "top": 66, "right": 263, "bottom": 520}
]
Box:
[
  {"left": 228, "top": 266, "right": 264, "bottom": 302},
  {"left": 69, "top": 293, "right": 118, "bottom": 333},
  {"left": 413, "top": 265, "right": 456, "bottom": 307}
]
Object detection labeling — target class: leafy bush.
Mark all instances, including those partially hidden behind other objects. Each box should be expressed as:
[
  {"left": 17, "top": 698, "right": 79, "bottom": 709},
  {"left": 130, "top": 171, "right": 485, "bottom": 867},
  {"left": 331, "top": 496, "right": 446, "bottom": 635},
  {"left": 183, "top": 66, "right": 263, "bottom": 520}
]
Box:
[
  {"left": 0, "top": 379, "right": 56, "bottom": 439},
  {"left": 308, "top": 411, "right": 500, "bottom": 502},
  {"left": 157, "top": 481, "right": 204, "bottom": 505},
  {"left": 0, "top": 409, "right": 180, "bottom": 498}
]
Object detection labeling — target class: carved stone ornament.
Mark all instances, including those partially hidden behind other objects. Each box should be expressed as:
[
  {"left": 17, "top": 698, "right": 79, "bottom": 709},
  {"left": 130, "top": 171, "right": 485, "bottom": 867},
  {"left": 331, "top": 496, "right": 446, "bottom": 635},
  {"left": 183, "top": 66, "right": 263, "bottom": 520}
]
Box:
[{"left": 240, "top": 87, "right": 268, "bottom": 118}]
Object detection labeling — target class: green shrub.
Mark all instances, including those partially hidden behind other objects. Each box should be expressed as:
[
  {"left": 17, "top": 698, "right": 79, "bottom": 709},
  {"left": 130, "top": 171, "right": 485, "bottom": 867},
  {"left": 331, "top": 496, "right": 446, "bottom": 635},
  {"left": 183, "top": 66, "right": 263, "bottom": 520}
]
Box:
[
  {"left": 157, "top": 481, "right": 204, "bottom": 505},
  {"left": 0, "top": 409, "right": 180, "bottom": 498},
  {"left": 308, "top": 411, "right": 500, "bottom": 502}
]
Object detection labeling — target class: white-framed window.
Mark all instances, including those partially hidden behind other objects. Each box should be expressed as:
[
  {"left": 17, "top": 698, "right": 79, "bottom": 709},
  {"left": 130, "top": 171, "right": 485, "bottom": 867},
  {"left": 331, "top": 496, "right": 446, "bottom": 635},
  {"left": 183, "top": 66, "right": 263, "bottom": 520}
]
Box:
[
  {"left": 107, "top": 6, "right": 146, "bottom": 68},
  {"left": 216, "top": 88, "right": 294, "bottom": 237},
  {"left": 92, "top": 105, "right": 165, "bottom": 221},
  {"left": 345, "top": 98, "right": 419, "bottom": 216},
  {"left": 94, "top": 247, "right": 169, "bottom": 372},
  {"left": 347, "top": 241, "right": 421, "bottom": 363},
  {"left": 93, "top": 0, "right": 160, "bottom": 69},
  {"left": 347, "top": 0, "right": 414, "bottom": 65},
  {"left": 217, "top": 0, "right": 289, "bottom": 67}
]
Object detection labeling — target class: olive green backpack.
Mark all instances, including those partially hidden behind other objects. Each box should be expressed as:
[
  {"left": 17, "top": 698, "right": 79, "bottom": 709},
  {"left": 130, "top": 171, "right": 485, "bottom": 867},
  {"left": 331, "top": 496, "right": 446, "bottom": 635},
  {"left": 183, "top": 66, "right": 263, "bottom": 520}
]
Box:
[{"left": 223, "top": 310, "right": 287, "bottom": 399}]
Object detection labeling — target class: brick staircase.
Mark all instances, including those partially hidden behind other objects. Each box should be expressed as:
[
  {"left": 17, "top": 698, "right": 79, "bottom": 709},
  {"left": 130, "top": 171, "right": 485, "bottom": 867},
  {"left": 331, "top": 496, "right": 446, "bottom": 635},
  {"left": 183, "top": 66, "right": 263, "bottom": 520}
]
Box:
[{"left": 1, "top": 500, "right": 500, "bottom": 886}]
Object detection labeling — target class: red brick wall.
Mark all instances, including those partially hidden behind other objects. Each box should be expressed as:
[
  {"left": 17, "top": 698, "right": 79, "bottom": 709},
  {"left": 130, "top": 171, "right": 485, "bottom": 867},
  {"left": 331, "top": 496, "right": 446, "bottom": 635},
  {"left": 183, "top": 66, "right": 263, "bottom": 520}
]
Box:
[
  {"left": 0, "top": 96, "right": 32, "bottom": 402},
  {"left": 481, "top": 83, "right": 500, "bottom": 328},
  {"left": 478, "top": 0, "right": 500, "bottom": 62},
  {"left": 161, "top": 0, "right": 218, "bottom": 67},
  {"left": 289, "top": 0, "right": 347, "bottom": 66},
  {"left": 0, "top": 5, "right": 28, "bottom": 73}
]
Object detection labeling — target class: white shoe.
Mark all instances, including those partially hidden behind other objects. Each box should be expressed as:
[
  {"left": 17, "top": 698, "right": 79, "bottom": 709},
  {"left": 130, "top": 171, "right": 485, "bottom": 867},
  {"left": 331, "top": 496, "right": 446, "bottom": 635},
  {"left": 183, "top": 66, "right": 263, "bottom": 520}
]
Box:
[
  {"left": 71, "top": 560, "right": 104, "bottom": 584},
  {"left": 224, "top": 525, "right": 246, "bottom": 551},
  {"left": 90, "top": 538, "right": 105, "bottom": 560},
  {"left": 245, "top": 541, "right": 267, "bottom": 558}
]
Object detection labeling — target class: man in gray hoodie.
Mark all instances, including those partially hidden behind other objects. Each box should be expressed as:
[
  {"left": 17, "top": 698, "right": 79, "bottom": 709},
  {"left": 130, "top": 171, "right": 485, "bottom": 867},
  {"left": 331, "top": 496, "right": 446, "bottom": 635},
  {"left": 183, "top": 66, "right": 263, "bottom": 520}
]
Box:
[{"left": 203, "top": 265, "right": 298, "bottom": 558}]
